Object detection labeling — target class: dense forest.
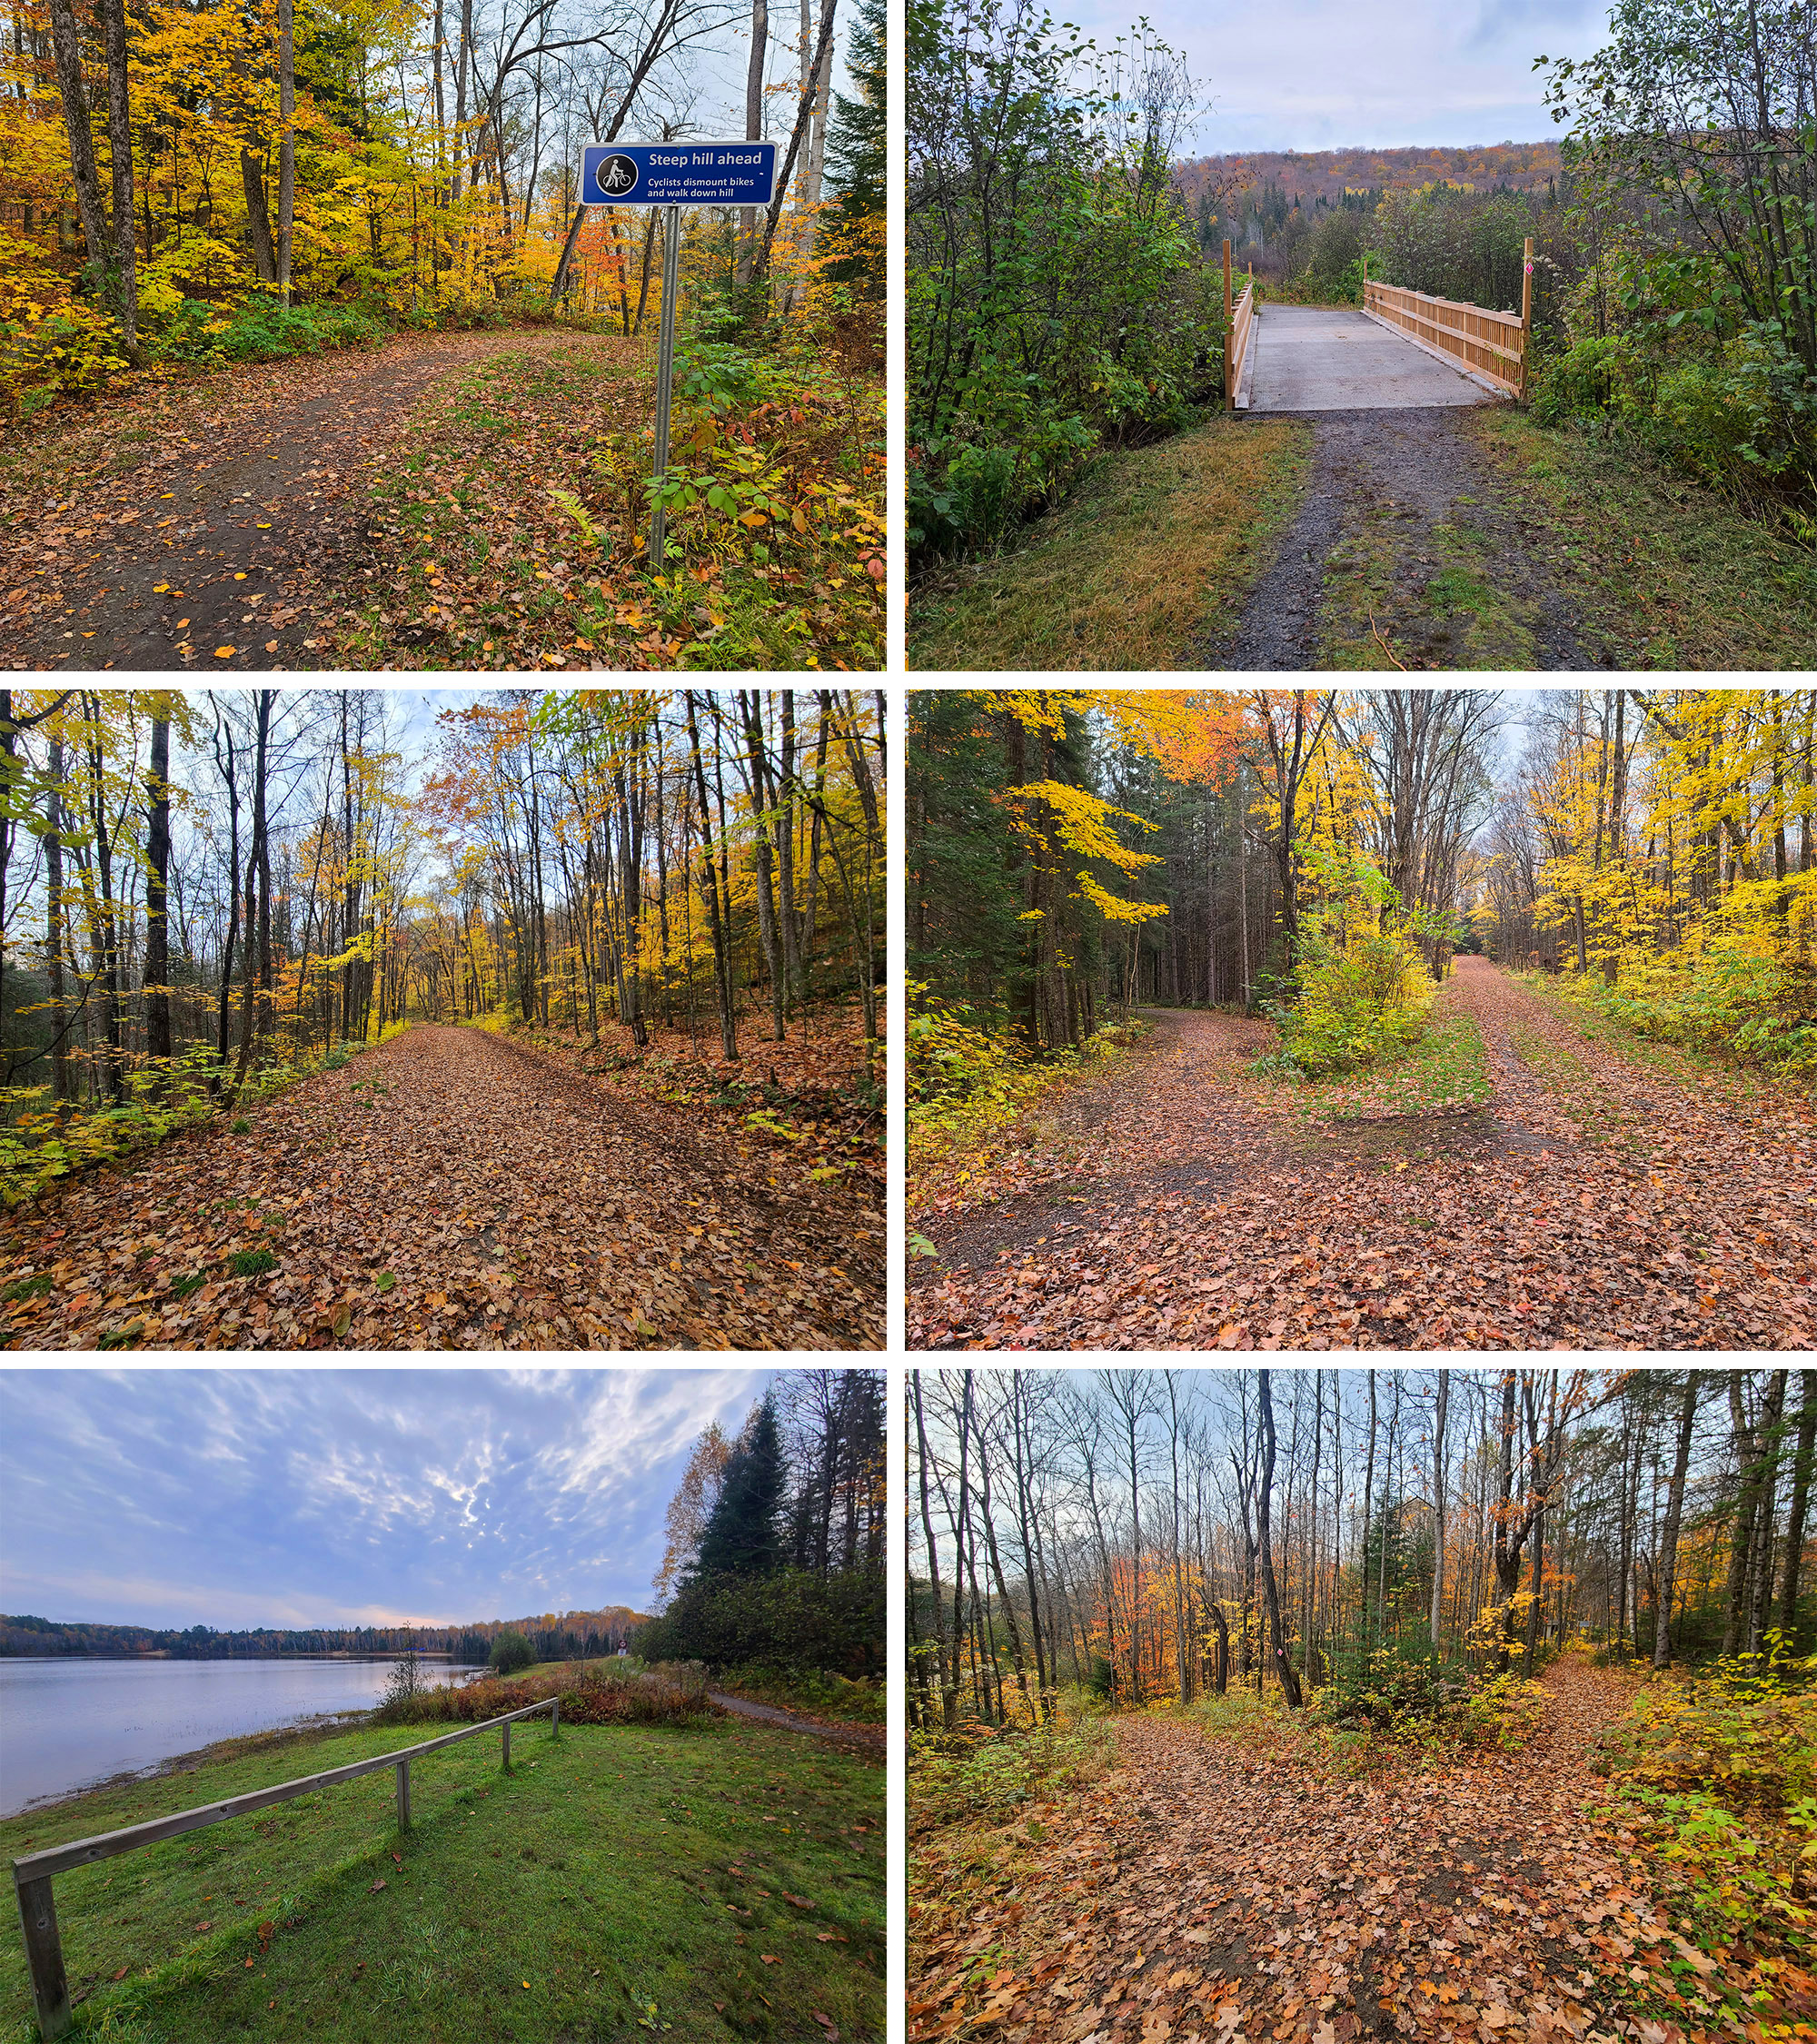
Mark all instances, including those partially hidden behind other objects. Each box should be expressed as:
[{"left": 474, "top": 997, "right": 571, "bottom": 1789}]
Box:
[
  {"left": 908, "top": 687, "right": 1816, "bottom": 1083},
  {"left": 908, "top": 1366, "right": 1817, "bottom": 1726},
  {"left": 908, "top": 0, "right": 1816, "bottom": 560},
  {"left": 0, "top": 686, "right": 884, "bottom": 1205},
  {"left": 0, "top": 1605, "right": 641, "bottom": 1660},
  {"left": 638, "top": 1366, "right": 884, "bottom": 1683},
  {"left": 1174, "top": 144, "right": 1564, "bottom": 215},
  {"left": 3, "top": 0, "right": 882, "bottom": 392}
]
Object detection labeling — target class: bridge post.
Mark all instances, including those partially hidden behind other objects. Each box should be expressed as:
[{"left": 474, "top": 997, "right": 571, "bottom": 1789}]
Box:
[
  {"left": 1223, "top": 240, "right": 1234, "bottom": 412},
  {"left": 1520, "top": 236, "right": 1534, "bottom": 401}
]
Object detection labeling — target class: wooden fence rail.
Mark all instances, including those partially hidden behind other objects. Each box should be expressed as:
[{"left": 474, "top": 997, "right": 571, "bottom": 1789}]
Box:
[
  {"left": 12, "top": 1696, "right": 558, "bottom": 2040},
  {"left": 1229, "top": 276, "right": 1256, "bottom": 411},
  {"left": 1221, "top": 239, "right": 1256, "bottom": 412},
  {"left": 1362, "top": 270, "right": 1529, "bottom": 397}
]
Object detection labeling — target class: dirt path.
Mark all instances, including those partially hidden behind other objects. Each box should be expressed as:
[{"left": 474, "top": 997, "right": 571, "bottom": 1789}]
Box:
[
  {"left": 2, "top": 327, "right": 584, "bottom": 671},
  {"left": 1192, "top": 410, "right": 1592, "bottom": 670},
  {"left": 908, "top": 958, "right": 1815, "bottom": 1350},
  {"left": 710, "top": 1693, "right": 885, "bottom": 1755},
  {"left": 0, "top": 1024, "right": 882, "bottom": 1350},
  {"left": 909, "top": 1662, "right": 1683, "bottom": 2044}
]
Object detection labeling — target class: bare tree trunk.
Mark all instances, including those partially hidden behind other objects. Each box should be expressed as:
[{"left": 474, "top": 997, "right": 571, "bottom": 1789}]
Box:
[
  {"left": 45, "top": 731, "right": 73, "bottom": 1105},
  {"left": 1430, "top": 1368, "right": 1450, "bottom": 1651},
  {"left": 1654, "top": 1371, "right": 1700, "bottom": 1671},
  {"left": 1748, "top": 1371, "right": 1789, "bottom": 1658},
  {"left": 735, "top": 0, "right": 769, "bottom": 288},
  {"left": 1782, "top": 1372, "right": 1817, "bottom": 1650},
  {"left": 276, "top": 0, "right": 295, "bottom": 300},
  {"left": 1257, "top": 1370, "right": 1303, "bottom": 1709},
  {"left": 144, "top": 708, "right": 172, "bottom": 1083}
]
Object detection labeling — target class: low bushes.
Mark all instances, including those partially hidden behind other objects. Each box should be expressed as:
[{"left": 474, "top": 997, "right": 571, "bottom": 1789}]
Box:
[
  {"left": 379, "top": 1659, "right": 711, "bottom": 1729},
  {"left": 0, "top": 1037, "right": 378, "bottom": 1209},
  {"left": 1312, "top": 1641, "right": 1546, "bottom": 1754},
  {"left": 634, "top": 1565, "right": 883, "bottom": 1681},
  {"left": 908, "top": 1712, "right": 1115, "bottom": 1831},
  {"left": 1594, "top": 1639, "right": 1817, "bottom": 2004},
  {"left": 160, "top": 298, "right": 389, "bottom": 364},
  {"left": 1270, "top": 926, "right": 1435, "bottom": 1077},
  {"left": 1546, "top": 902, "right": 1817, "bottom": 1077},
  {"left": 716, "top": 1667, "right": 885, "bottom": 1723},
  {"left": 1263, "top": 842, "right": 1444, "bottom": 1078}
]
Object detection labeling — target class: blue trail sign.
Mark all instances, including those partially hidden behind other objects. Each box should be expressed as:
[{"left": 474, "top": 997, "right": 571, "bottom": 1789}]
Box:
[
  {"left": 580, "top": 141, "right": 779, "bottom": 209},
  {"left": 578, "top": 140, "right": 783, "bottom": 566}
]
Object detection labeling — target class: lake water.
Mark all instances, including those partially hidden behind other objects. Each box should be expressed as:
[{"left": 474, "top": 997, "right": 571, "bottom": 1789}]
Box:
[{"left": 0, "top": 1657, "right": 486, "bottom": 1817}]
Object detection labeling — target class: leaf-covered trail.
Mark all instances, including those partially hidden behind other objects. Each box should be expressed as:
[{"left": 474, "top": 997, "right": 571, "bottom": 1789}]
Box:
[
  {"left": 907, "top": 958, "right": 1815, "bottom": 1350},
  {"left": 1, "top": 1023, "right": 882, "bottom": 1350},
  {"left": 909, "top": 1661, "right": 1707, "bottom": 2044},
  {"left": 3, "top": 327, "right": 587, "bottom": 672}
]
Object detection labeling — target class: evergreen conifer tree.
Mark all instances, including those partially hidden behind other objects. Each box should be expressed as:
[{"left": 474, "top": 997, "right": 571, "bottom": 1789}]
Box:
[{"left": 694, "top": 1397, "right": 787, "bottom": 1577}]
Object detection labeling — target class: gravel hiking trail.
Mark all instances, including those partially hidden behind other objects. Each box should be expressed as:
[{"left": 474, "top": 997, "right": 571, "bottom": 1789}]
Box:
[
  {"left": 710, "top": 1693, "right": 885, "bottom": 1756},
  {"left": 0, "top": 1023, "right": 882, "bottom": 1351},
  {"left": 908, "top": 956, "right": 1814, "bottom": 1351},
  {"left": 908, "top": 1660, "right": 1696, "bottom": 2044},
  {"left": 3, "top": 327, "right": 586, "bottom": 672},
  {"left": 1188, "top": 409, "right": 1590, "bottom": 671}
]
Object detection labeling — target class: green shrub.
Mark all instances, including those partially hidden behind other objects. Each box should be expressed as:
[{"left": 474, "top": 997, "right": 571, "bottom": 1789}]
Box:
[
  {"left": 1595, "top": 1636, "right": 1817, "bottom": 1995},
  {"left": 1, "top": 302, "right": 130, "bottom": 419},
  {"left": 1557, "top": 931, "right": 1817, "bottom": 1076},
  {"left": 229, "top": 1249, "right": 276, "bottom": 1278},
  {"left": 908, "top": 1715, "right": 1114, "bottom": 1829},
  {"left": 634, "top": 1565, "right": 882, "bottom": 1679},
  {"left": 906, "top": 981, "right": 1016, "bottom": 1103},
  {"left": 1272, "top": 926, "right": 1434, "bottom": 1077},
  {"left": 490, "top": 1628, "right": 536, "bottom": 1675},
  {"left": 716, "top": 1666, "right": 886, "bottom": 1722},
  {"left": 203, "top": 299, "right": 389, "bottom": 362},
  {"left": 1314, "top": 1642, "right": 1544, "bottom": 1752}
]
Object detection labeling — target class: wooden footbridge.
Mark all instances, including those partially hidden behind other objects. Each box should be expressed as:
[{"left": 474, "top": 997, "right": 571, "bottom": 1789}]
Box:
[{"left": 1218, "top": 237, "right": 1534, "bottom": 412}]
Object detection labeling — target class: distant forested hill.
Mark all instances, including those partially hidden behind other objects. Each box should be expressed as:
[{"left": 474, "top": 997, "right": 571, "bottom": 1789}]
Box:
[
  {"left": 1175, "top": 141, "right": 1564, "bottom": 209},
  {"left": 0, "top": 1609, "right": 646, "bottom": 1662}
]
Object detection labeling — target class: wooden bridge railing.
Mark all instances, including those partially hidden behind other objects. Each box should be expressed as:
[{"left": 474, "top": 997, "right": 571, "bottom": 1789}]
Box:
[
  {"left": 12, "top": 1696, "right": 559, "bottom": 2040},
  {"left": 1221, "top": 240, "right": 1256, "bottom": 412},
  {"left": 1362, "top": 237, "right": 1534, "bottom": 397}
]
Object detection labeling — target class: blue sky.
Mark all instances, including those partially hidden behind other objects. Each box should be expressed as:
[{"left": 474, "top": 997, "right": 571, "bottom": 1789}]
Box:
[
  {"left": 0, "top": 1369, "right": 773, "bottom": 1631},
  {"left": 1076, "top": 0, "right": 1612, "bottom": 153}
]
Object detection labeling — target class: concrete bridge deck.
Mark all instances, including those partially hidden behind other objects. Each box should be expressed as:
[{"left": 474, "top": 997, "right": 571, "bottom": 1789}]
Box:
[{"left": 1246, "top": 304, "right": 1497, "bottom": 411}]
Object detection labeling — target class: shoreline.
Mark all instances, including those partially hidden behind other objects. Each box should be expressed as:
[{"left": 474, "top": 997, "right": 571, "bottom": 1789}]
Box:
[{"left": 4, "top": 1705, "right": 388, "bottom": 1822}]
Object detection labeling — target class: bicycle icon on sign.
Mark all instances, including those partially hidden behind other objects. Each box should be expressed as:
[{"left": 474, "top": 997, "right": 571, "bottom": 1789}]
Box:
[{"left": 596, "top": 154, "right": 639, "bottom": 196}]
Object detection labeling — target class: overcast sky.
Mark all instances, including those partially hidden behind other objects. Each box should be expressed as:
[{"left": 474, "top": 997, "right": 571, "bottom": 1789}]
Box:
[
  {"left": 1089, "top": 0, "right": 1613, "bottom": 154},
  {"left": 0, "top": 1369, "right": 774, "bottom": 1632}
]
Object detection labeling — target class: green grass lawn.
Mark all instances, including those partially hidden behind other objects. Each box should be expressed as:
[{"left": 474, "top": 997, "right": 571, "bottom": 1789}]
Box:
[
  {"left": 1472, "top": 409, "right": 1817, "bottom": 670},
  {"left": 908, "top": 415, "right": 1310, "bottom": 670},
  {"left": 1269, "top": 1012, "right": 1495, "bottom": 1124},
  {"left": 1, "top": 1712, "right": 881, "bottom": 2043}
]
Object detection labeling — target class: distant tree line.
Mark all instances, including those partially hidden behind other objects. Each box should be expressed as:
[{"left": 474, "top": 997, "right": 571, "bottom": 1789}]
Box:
[
  {"left": 638, "top": 1369, "right": 885, "bottom": 1677},
  {"left": 0, "top": 1607, "right": 642, "bottom": 1660}
]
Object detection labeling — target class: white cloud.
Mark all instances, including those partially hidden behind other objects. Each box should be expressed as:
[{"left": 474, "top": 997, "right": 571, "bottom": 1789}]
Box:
[{"left": 0, "top": 1369, "right": 772, "bottom": 1629}]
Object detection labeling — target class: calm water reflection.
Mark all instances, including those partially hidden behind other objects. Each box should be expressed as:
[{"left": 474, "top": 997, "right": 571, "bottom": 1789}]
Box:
[{"left": 0, "top": 1657, "right": 483, "bottom": 1815}]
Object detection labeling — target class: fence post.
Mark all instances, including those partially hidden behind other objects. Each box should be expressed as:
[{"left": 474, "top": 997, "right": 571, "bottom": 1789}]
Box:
[
  {"left": 1520, "top": 234, "right": 1534, "bottom": 400},
  {"left": 15, "top": 1876, "right": 70, "bottom": 2041},
  {"left": 502, "top": 1722, "right": 511, "bottom": 1772},
  {"left": 551, "top": 1698, "right": 560, "bottom": 1741},
  {"left": 1222, "top": 239, "right": 1234, "bottom": 412},
  {"left": 396, "top": 1759, "right": 411, "bottom": 1833}
]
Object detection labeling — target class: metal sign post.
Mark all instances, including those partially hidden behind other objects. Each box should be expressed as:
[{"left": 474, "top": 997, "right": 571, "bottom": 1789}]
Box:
[
  {"left": 573, "top": 140, "right": 780, "bottom": 575},
  {"left": 649, "top": 203, "right": 681, "bottom": 569}
]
